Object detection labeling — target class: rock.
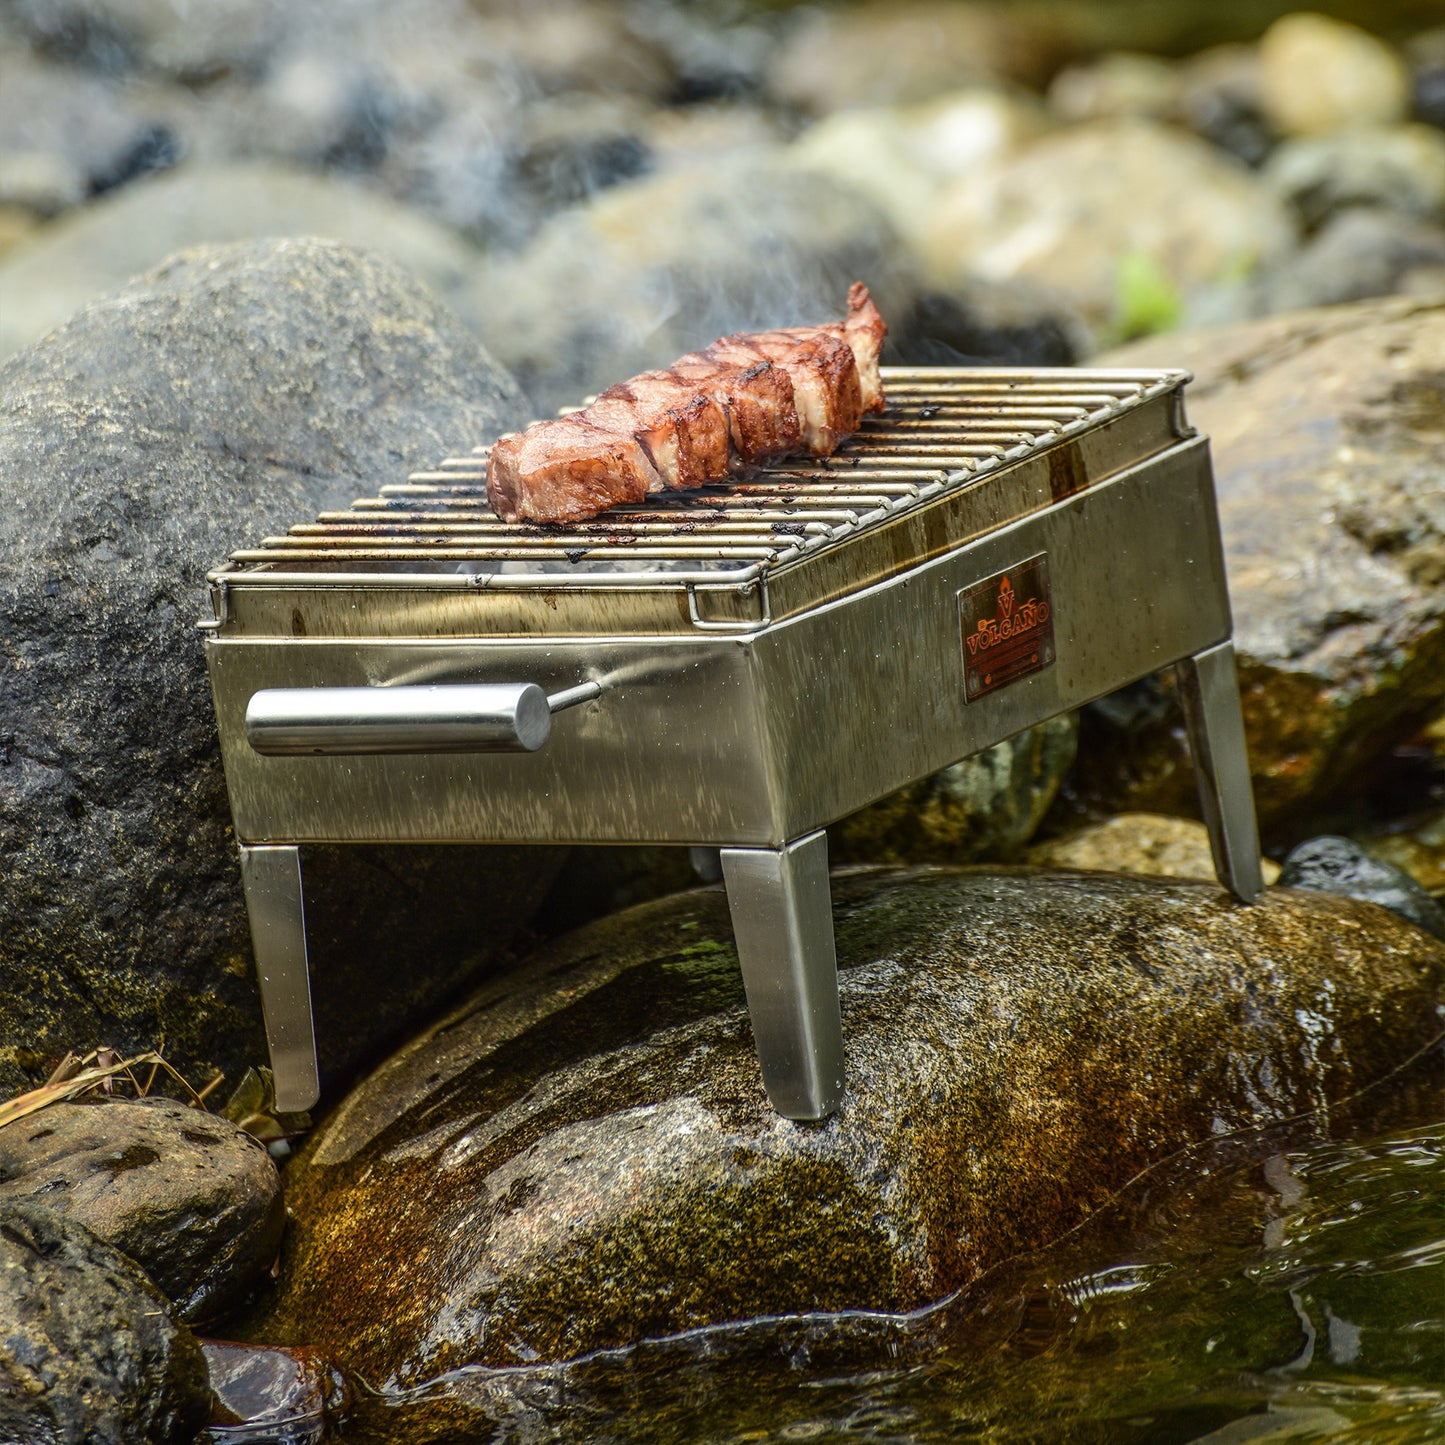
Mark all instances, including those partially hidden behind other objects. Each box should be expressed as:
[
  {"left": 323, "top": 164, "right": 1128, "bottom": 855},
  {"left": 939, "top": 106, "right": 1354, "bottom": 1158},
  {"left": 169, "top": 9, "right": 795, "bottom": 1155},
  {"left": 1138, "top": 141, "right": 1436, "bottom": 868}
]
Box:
[
  {"left": 645, "top": 103, "right": 784, "bottom": 172},
  {"left": 1029, "top": 813, "right": 1282, "bottom": 886},
  {"left": 505, "top": 93, "right": 654, "bottom": 214},
  {"left": 917, "top": 118, "right": 1296, "bottom": 342},
  {"left": 1047, "top": 52, "right": 1181, "bottom": 123},
  {"left": 884, "top": 279, "right": 1089, "bottom": 367},
  {"left": 0, "top": 1098, "right": 283, "bottom": 1322},
  {"left": 637, "top": 2, "right": 777, "bottom": 103},
  {"left": 0, "top": 160, "right": 492, "bottom": 362},
  {"left": 766, "top": 1, "right": 1058, "bottom": 113},
  {"left": 1259, "top": 12, "right": 1411, "bottom": 138},
  {"left": 1360, "top": 808, "right": 1445, "bottom": 898},
  {"left": 539, "top": 846, "right": 705, "bottom": 937},
  {"left": 0, "top": 1201, "right": 211, "bottom": 1444},
  {"left": 253, "top": 869, "right": 1445, "bottom": 1387},
  {"left": 1252, "top": 206, "right": 1445, "bottom": 313},
  {"left": 787, "top": 88, "right": 1051, "bottom": 253},
  {"left": 1265, "top": 125, "right": 1445, "bottom": 228},
  {"left": 469, "top": 155, "right": 917, "bottom": 416},
  {"left": 202, "top": 1339, "right": 350, "bottom": 1435},
  {"left": 469, "top": 0, "right": 675, "bottom": 104},
  {"left": 239, "top": 47, "right": 394, "bottom": 172},
  {"left": 1069, "top": 297, "right": 1445, "bottom": 835},
  {"left": 1279, "top": 836, "right": 1445, "bottom": 939},
  {"left": 0, "top": 49, "right": 178, "bottom": 216},
  {"left": 0, "top": 203, "right": 39, "bottom": 259},
  {"left": 9, "top": 0, "right": 287, "bottom": 80},
  {"left": 831, "top": 715, "right": 1078, "bottom": 864},
  {"left": 1173, "top": 42, "right": 1275, "bottom": 168},
  {"left": 0, "top": 237, "right": 556, "bottom": 1103},
  {"left": 1410, "top": 27, "right": 1445, "bottom": 130}
]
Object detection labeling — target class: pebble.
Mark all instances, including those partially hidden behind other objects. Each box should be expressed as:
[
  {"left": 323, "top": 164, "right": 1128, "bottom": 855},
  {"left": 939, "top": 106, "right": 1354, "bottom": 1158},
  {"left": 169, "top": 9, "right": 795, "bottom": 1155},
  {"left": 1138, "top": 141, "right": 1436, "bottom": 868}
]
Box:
[
  {"left": 0, "top": 1201, "right": 211, "bottom": 1445},
  {"left": 1047, "top": 51, "right": 1180, "bottom": 123},
  {"left": 0, "top": 1098, "right": 283, "bottom": 1322},
  {"left": 1259, "top": 12, "right": 1411, "bottom": 138},
  {"left": 1279, "top": 836, "right": 1445, "bottom": 939},
  {"left": 1265, "top": 124, "right": 1445, "bottom": 227},
  {"left": 918, "top": 117, "right": 1295, "bottom": 338},
  {"left": 1029, "top": 813, "right": 1282, "bottom": 885}
]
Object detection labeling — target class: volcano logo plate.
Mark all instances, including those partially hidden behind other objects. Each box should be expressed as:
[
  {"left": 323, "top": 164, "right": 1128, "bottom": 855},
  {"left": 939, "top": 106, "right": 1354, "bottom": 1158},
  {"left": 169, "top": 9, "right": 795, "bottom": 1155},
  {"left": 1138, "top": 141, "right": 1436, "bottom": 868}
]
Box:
[{"left": 959, "top": 554, "right": 1055, "bottom": 703}]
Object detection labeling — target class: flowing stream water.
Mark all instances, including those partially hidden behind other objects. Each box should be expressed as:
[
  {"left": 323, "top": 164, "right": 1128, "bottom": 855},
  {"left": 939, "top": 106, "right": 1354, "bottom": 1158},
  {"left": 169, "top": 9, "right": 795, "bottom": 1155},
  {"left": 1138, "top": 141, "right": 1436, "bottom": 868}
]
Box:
[{"left": 307, "top": 1042, "right": 1443, "bottom": 1445}]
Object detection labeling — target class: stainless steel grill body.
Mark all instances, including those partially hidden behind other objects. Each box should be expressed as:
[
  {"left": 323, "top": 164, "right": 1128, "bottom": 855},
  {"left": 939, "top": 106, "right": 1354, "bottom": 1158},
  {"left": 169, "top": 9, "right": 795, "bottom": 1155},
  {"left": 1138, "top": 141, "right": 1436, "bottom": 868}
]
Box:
[{"left": 203, "top": 368, "right": 1264, "bottom": 1119}]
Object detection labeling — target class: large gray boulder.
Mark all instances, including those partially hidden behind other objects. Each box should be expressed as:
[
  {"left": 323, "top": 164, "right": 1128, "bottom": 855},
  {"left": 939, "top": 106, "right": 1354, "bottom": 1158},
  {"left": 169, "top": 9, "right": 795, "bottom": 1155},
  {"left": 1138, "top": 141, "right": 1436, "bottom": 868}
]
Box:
[
  {"left": 0, "top": 1200, "right": 211, "bottom": 1445},
  {"left": 0, "top": 1097, "right": 283, "bottom": 1322},
  {"left": 254, "top": 868, "right": 1444, "bottom": 1400},
  {"left": 0, "top": 238, "right": 557, "bottom": 1102},
  {"left": 0, "top": 161, "right": 492, "bottom": 362},
  {"left": 1068, "top": 296, "right": 1445, "bottom": 837}
]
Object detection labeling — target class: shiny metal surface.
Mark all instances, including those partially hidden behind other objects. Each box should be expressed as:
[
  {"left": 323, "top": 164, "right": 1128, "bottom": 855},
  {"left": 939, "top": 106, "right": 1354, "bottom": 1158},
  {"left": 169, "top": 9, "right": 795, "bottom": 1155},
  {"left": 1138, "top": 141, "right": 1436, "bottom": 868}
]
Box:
[
  {"left": 201, "top": 365, "right": 1264, "bottom": 1121},
  {"left": 203, "top": 368, "right": 1191, "bottom": 640},
  {"left": 238, "top": 845, "right": 318, "bottom": 1112},
  {"left": 245, "top": 681, "right": 564, "bottom": 756},
  {"left": 1176, "top": 642, "right": 1265, "bottom": 901},
  {"left": 206, "top": 437, "right": 1229, "bottom": 847},
  {"left": 721, "top": 831, "right": 843, "bottom": 1120}
]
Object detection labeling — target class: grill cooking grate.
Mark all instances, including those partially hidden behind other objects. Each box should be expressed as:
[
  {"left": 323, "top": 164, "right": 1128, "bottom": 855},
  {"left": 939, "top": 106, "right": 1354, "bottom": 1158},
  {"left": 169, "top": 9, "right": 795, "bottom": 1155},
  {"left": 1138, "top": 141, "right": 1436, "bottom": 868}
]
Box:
[{"left": 226, "top": 369, "right": 1181, "bottom": 576}]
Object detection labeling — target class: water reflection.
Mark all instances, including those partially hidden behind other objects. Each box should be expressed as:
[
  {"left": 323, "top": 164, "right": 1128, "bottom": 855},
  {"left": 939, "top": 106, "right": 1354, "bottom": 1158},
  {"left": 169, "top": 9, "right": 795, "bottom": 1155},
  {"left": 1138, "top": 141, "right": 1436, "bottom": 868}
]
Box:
[{"left": 348, "top": 1042, "right": 1442, "bottom": 1443}]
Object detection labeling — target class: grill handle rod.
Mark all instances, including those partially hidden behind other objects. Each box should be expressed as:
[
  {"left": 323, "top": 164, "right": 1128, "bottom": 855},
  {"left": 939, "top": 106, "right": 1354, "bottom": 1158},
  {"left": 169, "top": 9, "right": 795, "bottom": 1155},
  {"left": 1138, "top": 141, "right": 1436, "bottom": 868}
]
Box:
[{"left": 245, "top": 681, "right": 599, "bottom": 756}]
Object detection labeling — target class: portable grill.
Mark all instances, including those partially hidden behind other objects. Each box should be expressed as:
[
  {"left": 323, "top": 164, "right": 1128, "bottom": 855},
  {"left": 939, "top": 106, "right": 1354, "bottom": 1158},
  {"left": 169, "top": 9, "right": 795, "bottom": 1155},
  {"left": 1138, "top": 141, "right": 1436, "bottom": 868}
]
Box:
[{"left": 201, "top": 366, "right": 1264, "bottom": 1120}]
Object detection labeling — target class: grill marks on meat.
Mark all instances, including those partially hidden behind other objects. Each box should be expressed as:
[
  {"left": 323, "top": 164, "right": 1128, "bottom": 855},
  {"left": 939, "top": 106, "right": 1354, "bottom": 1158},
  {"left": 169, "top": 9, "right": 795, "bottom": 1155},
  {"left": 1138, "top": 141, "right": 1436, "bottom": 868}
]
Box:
[
  {"left": 705, "top": 331, "right": 862, "bottom": 457},
  {"left": 485, "top": 417, "right": 659, "bottom": 525},
  {"left": 666, "top": 356, "right": 802, "bottom": 463},
  {"left": 586, "top": 379, "right": 732, "bottom": 492},
  {"left": 487, "top": 285, "right": 887, "bottom": 524}
]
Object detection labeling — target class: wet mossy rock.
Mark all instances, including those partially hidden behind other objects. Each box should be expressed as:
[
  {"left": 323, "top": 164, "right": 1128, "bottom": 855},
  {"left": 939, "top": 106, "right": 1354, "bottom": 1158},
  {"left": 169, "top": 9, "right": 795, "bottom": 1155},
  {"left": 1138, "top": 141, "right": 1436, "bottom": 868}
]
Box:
[
  {"left": 257, "top": 869, "right": 1445, "bottom": 1386},
  {"left": 0, "top": 237, "right": 556, "bottom": 1101},
  {"left": 0, "top": 1201, "right": 211, "bottom": 1445},
  {"left": 832, "top": 713, "right": 1078, "bottom": 864},
  {"left": 1073, "top": 296, "right": 1445, "bottom": 835},
  {"left": 0, "top": 1097, "right": 283, "bottom": 1323}
]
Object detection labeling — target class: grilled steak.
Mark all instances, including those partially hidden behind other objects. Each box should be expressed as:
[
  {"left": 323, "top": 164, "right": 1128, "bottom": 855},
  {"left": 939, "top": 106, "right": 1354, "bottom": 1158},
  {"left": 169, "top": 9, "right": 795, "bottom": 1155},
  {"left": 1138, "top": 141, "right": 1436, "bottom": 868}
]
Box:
[
  {"left": 584, "top": 380, "right": 732, "bottom": 492},
  {"left": 487, "top": 285, "right": 887, "bottom": 523},
  {"left": 705, "top": 330, "right": 863, "bottom": 457},
  {"left": 662, "top": 356, "right": 802, "bottom": 465},
  {"left": 486, "top": 416, "right": 661, "bottom": 525}
]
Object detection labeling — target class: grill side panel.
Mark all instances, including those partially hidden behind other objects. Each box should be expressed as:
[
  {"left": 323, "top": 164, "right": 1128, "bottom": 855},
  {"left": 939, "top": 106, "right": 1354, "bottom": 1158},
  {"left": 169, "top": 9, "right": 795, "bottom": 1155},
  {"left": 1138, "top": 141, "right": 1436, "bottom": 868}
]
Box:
[
  {"left": 751, "top": 437, "right": 1232, "bottom": 840},
  {"left": 206, "top": 634, "right": 788, "bottom": 846}
]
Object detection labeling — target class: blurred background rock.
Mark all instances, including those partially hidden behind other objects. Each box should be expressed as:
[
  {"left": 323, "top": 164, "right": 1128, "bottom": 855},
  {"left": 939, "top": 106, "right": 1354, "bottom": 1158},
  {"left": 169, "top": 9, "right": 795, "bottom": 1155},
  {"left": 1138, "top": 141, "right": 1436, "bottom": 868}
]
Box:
[{"left": 1, "top": 0, "right": 1441, "bottom": 370}]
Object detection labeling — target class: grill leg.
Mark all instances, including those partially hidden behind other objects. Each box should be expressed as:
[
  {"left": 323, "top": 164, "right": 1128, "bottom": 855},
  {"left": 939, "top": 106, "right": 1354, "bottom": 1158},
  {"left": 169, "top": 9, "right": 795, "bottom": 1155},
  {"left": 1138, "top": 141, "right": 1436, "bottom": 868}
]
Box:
[
  {"left": 239, "top": 845, "right": 320, "bottom": 1112},
  {"left": 1175, "top": 641, "right": 1265, "bottom": 902},
  {"left": 720, "top": 830, "right": 844, "bottom": 1120}
]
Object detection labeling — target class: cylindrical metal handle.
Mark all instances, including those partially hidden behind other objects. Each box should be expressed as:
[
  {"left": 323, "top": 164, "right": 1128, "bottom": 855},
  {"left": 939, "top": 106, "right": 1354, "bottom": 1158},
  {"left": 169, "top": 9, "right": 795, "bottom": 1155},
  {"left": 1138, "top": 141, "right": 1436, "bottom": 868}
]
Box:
[{"left": 245, "top": 682, "right": 592, "bottom": 756}]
